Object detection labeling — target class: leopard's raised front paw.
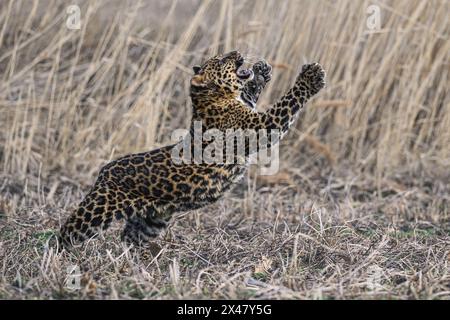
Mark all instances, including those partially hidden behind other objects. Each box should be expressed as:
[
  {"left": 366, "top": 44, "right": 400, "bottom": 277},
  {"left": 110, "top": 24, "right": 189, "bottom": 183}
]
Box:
[
  {"left": 298, "top": 62, "right": 326, "bottom": 96},
  {"left": 253, "top": 60, "right": 272, "bottom": 84}
]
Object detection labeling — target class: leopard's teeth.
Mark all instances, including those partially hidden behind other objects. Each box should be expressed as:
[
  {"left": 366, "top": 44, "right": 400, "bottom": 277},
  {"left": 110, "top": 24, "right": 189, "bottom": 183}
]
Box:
[{"left": 236, "top": 64, "right": 254, "bottom": 80}]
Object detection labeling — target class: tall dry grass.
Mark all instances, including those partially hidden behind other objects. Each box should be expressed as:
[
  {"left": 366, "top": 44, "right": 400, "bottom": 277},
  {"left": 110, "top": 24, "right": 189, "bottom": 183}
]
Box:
[{"left": 0, "top": 0, "right": 448, "bottom": 184}]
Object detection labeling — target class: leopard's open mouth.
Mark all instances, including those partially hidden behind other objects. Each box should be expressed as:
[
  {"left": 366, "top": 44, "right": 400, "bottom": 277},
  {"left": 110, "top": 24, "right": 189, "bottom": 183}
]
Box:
[{"left": 235, "top": 56, "right": 253, "bottom": 80}]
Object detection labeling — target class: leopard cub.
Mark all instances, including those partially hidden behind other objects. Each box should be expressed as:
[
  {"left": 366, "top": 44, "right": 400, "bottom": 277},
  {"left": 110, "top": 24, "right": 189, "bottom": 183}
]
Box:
[{"left": 59, "top": 51, "right": 325, "bottom": 248}]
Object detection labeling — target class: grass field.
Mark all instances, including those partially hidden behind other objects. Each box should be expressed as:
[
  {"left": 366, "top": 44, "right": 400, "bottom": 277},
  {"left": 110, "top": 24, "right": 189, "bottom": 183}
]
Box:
[{"left": 0, "top": 0, "right": 449, "bottom": 299}]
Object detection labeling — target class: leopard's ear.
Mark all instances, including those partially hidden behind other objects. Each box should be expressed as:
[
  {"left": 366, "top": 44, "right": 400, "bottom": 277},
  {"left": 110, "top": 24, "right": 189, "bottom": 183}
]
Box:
[
  {"left": 190, "top": 74, "right": 207, "bottom": 88},
  {"left": 193, "top": 65, "right": 201, "bottom": 74}
]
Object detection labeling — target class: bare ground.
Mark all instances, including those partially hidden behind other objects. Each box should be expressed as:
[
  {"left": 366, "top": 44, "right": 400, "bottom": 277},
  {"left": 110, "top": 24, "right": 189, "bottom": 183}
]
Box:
[{"left": 1, "top": 159, "right": 449, "bottom": 299}]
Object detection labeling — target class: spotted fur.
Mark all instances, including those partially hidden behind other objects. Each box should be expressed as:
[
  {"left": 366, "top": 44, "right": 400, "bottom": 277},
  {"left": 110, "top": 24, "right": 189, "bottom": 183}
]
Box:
[{"left": 59, "top": 51, "right": 325, "bottom": 248}]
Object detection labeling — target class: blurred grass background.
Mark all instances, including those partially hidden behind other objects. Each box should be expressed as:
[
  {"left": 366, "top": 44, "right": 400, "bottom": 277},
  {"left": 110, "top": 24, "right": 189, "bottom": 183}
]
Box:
[{"left": 1, "top": 0, "right": 448, "bottom": 183}]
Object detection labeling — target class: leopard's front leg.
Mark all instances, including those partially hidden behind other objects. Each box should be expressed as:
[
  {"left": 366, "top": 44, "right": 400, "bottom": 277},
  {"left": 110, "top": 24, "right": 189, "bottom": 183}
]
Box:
[
  {"left": 261, "top": 63, "right": 325, "bottom": 135},
  {"left": 240, "top": 60, "right": 272, "bottom": 108},
  {"left": 236, "top": 63, "right": 325, "bottom": 140}
]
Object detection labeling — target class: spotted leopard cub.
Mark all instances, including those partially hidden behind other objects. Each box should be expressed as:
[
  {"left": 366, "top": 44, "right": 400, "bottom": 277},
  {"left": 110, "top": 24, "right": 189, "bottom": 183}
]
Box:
[{"left": 59, "top": 51, "right": 325, "bottom": 248}]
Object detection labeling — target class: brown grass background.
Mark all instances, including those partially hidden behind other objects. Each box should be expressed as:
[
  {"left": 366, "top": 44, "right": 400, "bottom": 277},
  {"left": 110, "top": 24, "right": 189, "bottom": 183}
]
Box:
[{"left": 0, "top": 0, "right": 449, "bottom": 299}]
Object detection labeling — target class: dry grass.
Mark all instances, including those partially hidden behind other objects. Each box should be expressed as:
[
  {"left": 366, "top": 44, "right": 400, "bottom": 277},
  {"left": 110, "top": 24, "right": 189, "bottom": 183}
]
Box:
[{"left": 0, "top": 0, "right": 449, "bottom": 299}]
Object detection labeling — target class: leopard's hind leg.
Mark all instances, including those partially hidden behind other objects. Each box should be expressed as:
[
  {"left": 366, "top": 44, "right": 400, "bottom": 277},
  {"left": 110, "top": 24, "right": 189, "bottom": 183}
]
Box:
[
  {"left": 59, "top": 183, "right": 140, "bottom": 247},
  {"left": 121, "top": 203, "right": 172, "bottom": 247}
]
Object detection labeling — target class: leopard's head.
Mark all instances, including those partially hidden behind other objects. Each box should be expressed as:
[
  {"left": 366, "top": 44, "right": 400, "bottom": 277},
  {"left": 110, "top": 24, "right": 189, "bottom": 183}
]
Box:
[{"left": 190, "top": 51, "right": 254, "bottom": 99}]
